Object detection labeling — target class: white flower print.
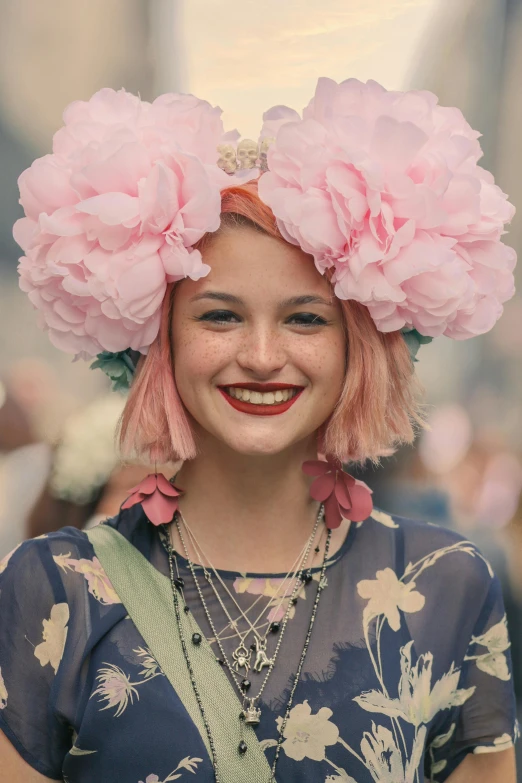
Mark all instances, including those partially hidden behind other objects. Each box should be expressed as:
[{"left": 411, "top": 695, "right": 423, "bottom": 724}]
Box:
[
  {"left": 138, "top": 756, "right": 203, "bottom": 782},
  {"left": 474, "top": 653, "right": 510, "bottom": 680},
  {"left": 325, "top": 773, "right": 357, "bottom": 782},
  {"left": 355, "top": 641, "right": 475, "bottom": 726},
  {"left": 360, "top": 721, "right": 426, "bottom": 783},
  {"left": 69, "top": 745, "right": 97, "bottom": 756},
  {"left": 370, "top": 510, "right": 398, "bottom": 529},
  {"left": 357, "top": 568, "right": 425, "bottom": 631},
  {"left": 54, "top": 553, "right": 120, "bottom": 605},
  {"left": 471, "top": 616, "right": 510, "bottom": 653},
  {"left": 92, "top": 663, "right": 140, "bottom": 717},
  {"left": 427, "top": 723, "right": 455, "bottom": 780},
  {"left": 92, "top": 654, "right": 165, "bottom": 717},
  {"left": 430, "top": 723, "right": 456, "bottom": 750},
  {"left": 464, "top": 615, "right": 511, "bottom": 681},
  {"left": 233, "top": 575, "right": 305, "bottom": 623},
  {"left": 0, "top": 667, "right": 7, "bottom": 709},
  {"left": 473, "top": 732, "right": 514, "bottom": 755},
  {"left": 33, "top": 603, "right": 69, "bottom": 673},
  {"left": 134, "top": 646, "right": 164, "bottom": 679},
  {"left": 276, "top": 700, "right": 339, "bottom": 762}
]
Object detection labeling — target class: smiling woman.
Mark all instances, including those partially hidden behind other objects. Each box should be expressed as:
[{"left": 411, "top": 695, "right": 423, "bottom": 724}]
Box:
[
  {"left": 120, "top": 183, "right": 421, "bottom": 467},
  {"left": 0, "top": 79, "right": 518, "bottom": 783}
]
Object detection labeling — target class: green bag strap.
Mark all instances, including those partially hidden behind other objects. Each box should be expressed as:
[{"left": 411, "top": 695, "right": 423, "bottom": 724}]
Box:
[{"left": 86, "top": 524, "right": 274, "bottom": 782}]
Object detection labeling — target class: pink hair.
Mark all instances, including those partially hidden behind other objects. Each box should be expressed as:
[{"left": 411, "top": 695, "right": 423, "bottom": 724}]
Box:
[{"left": 120, "top": 183, "right": 424, "bottom": 464}]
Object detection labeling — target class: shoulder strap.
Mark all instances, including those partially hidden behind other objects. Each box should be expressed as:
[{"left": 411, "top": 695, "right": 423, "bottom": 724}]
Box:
[{"left": 86, "top": 524, "right": 273, "bottom": 782}]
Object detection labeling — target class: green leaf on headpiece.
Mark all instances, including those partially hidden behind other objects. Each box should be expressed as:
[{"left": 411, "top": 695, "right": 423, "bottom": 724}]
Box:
[
  {"left": 401, "top": 329, "right": 433, "bottom": 363},
  {"left": 90, "top": 351, "right": 135, "bottom": 391}
]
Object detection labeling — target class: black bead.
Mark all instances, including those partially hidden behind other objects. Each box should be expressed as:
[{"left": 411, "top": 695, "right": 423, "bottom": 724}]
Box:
[
  {"left": 216, "top": 657, "right": 224, "bottom": 666},
  {"left": 314, "top": 546, "right": 320, "bottom": 553},
  {"left": 269, "top": 621, "right": 280, "bottom": 633},
  {"left": 238, "top": 740, "right": 248, "bottom": 755},
  {"left": 174, "top": 577, "right": 185, "bottom": 591},
  {"left": 302, "top": 570, "right": 313, "bottom": 584},
  {"left": 250, "top": 642, "right": 257, "bottom": 651},
  {"left": 240, "top": 678, "right": 251, "bottom": 692},
  {"left": 192, "top": 632, "right": 202, "bottom": 646},
  {"left": 183, "top": 605, "right": 190, "bottom": 613},
  {"left": 291, "top": 597, "right": 298, "bottom": 605}
]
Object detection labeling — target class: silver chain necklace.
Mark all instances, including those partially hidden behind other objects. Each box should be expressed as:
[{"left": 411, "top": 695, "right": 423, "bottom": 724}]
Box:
[
  {"left": 160, "top": 520, "right": 331, "bottom": 782},
  {"left": 172, "top": 510, "right": 322, "bottom": 725},
  {"left": 175, "top": 508, "right": 323, "bottom": 677},
  {"left": 178, "top": 512, "right": 319, "bottom": 645}
]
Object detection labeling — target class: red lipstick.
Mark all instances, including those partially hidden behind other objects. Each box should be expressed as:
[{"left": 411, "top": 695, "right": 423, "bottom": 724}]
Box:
[{"left": 218, "top": 386, "right": 304, "bottom": 416}]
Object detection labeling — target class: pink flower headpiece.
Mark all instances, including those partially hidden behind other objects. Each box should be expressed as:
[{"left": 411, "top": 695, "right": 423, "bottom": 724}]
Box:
[{"left": 14, "top": 79, "right": 516, "bottom": 387}]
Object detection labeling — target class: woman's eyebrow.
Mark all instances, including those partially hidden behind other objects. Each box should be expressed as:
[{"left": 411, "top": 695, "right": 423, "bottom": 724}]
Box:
[{"left": 189, "top": 291, "right": 335, "bottom": 307}]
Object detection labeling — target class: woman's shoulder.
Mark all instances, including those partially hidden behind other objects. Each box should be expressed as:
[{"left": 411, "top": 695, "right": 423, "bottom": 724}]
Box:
[
  {"left": 0, "top": 503, "right": 147, "bottom": 577},
  {"left": 363, "top": 509, "right": 495, "bottom": 594},
  {"left": 366, "top": 507, "right": 478, "bottom": 547},
  {"left": 0, "top": 518, "right": 129, "bottom": 632},
  {"left": 0, "top": 525, "right": 93, "bottom": 576}
]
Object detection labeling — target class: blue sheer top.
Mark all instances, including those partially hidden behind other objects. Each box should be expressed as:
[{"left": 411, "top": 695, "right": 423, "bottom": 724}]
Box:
[{"left": 0, "top": 505, "right": 518, "bottom": 782}]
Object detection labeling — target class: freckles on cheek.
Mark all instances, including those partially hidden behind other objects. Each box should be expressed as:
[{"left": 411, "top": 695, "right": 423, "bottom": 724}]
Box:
[
  {"left": 298, "top": 335, "right": 346, "bottom": 388},
  {"left": 175, "top": 328, "right": 236, "bottom": 378}
]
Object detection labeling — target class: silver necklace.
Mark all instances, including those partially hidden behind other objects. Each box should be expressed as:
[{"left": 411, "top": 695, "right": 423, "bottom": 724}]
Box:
[
  {"left": 176, "top": 509, "right": 322, "bottom": 675},
  {"left": 174, "top": 519, "right": 303, "bottom": 722},
  {"left": 180, "top": 515, "right": 316, "bottom": 644},
  {"left": 160, "top": 522, "right": 331, "bottom": 781},
  {"left": 171, "top": 507, "right": 323, "bottom": 725}
]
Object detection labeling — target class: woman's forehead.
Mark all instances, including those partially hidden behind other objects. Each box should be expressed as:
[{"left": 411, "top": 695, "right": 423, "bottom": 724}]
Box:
[{"left": 197, "top": 226, "right": 335, "bottom": 299}]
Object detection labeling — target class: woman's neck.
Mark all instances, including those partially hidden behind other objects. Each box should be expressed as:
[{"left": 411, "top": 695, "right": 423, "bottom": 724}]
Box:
[{"left": 171, "top": 442, "right": 347, "bottom": 573}]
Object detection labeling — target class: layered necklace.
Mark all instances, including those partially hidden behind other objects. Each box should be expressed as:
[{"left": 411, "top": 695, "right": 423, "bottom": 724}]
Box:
[
  {"left": 173, "top": 507, "right": 323, "bottom": 725},
  {"left": 159, "top": 507, "right": 331, "bottom": 782}
]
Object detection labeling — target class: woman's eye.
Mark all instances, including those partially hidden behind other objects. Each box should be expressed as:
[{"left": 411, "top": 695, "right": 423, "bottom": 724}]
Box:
[
  {"left": 195, "top": 311, "right": 328, "bottom": 327},
  {"left": 288, "top": 313, "right": 328, "bottom": 327},
  {"left": 196, "top": 310, "right": 240, "bottom": 324}
]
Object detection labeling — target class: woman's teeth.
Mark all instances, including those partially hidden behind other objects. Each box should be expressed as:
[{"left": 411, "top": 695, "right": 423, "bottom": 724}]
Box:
[{"left": 225, "top": 387, "right": 299, "bottom": 405}]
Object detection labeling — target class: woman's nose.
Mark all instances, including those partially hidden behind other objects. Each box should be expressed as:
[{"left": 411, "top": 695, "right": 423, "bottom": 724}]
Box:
[{"left": 235, "top": 325, "right": 287, "bottom": 375}]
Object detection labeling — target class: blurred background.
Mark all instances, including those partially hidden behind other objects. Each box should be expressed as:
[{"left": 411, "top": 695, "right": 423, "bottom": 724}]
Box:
[{"left": 0, "top": 0, "right": 520, "bottom": 767}]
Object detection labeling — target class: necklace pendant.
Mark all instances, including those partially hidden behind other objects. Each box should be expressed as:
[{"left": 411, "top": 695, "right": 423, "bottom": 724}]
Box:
[
  {"left": 232, "top": 643, "right": 251, "bottom": 673},
  {"left": 241, "top": 698, "right": 262, "bottom": 726},
  {"left": 253, "top": 639, "right": 273, "bottom": 673}
]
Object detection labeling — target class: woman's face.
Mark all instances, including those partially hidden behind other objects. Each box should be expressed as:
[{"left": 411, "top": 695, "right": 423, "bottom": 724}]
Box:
[{"left": 171, "top": 226, "right": 346, "bottom": 457}]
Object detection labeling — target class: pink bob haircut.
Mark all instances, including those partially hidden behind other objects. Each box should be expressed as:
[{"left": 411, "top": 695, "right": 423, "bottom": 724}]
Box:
[{"left": 120, "top": 182, "right": 424, "bottom": 465}]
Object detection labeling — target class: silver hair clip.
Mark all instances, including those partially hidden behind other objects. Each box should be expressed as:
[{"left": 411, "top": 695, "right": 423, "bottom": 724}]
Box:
[{"left": 217, "top": 137, "right": 275, "bottom": 175}]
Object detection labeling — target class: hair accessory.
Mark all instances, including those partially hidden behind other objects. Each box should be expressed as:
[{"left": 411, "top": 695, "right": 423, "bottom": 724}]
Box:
[
  {"left": 14, "top": 88, "right": 239, "bottom": 361},
  {"left": 14, "top": 79, "right": 516, "bottom": 384},
  {"left": 258, "top": 78, "right": 516, "bottom": 341},
  {"left": 217, "top": 137, "right": 274, "bottom": 175},
  {"left": 90, "top": 351, "right": 136, "bottom": 391},
  {"left": 302, "top": 457, "right": 373, "bottom": 529},
  {"left": 121, "top": 472, "right": 183, "bottom": 525}
]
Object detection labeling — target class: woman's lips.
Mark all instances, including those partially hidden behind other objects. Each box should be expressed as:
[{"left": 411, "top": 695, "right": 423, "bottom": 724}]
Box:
[{"left": 218, "top": 387, "right": 304, "bottom": 416}]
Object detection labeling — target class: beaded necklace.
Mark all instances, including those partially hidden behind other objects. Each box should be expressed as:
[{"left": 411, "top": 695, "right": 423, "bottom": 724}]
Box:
[
  {"left": 175, "top": 507, "right": 322, "bottom": 696},
  {"left": 176, "top": 508, "right": 323, "bottom": 676},
  {"left": 160, "top": 518, "right": 332, "bottom": 782}
]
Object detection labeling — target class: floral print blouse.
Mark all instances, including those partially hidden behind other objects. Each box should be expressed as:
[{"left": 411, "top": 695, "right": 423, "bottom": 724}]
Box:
[{"left": 0, "top": 504, "right": 518, "bottom": 782}]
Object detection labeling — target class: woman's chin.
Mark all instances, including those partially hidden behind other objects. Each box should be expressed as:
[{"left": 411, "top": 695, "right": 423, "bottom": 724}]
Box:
[{"left": 204, "top": 427, "right": 308, "bottom": 458}]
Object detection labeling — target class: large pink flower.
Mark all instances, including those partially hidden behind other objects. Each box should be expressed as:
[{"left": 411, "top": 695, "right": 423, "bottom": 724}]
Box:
[
  {"left": 14, "top": 88, "right": 237, "bottom": 356},
  {"left": 258, "top": 78, "right": 516, "bottom": 339}
]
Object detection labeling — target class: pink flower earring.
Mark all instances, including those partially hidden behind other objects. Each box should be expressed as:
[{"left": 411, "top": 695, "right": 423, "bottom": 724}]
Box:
[
  {"left": 121, "top": 473, "right": 183, "bottom": 526},
  {"left": 302, "top": 456, "right": 373, "bottom": 529}
]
